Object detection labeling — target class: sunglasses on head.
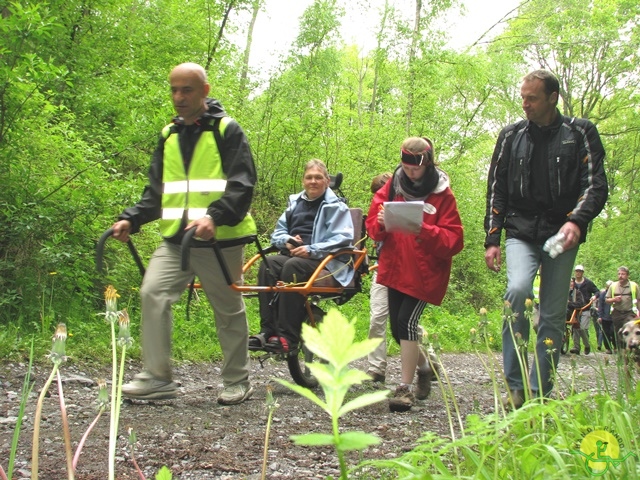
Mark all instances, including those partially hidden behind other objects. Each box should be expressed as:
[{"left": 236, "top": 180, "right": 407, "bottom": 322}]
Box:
[{"left": 401, "top": 143, "right": 432, "bottom": 166}]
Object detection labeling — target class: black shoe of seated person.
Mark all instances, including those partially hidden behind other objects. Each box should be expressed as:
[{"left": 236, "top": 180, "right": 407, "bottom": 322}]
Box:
[{"left": 248, "top": 332, "right": 272, "bottom": 351}]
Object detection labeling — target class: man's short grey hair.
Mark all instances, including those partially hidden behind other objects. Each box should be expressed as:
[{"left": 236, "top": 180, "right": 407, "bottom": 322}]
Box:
[
  {"left": 618, "top": 266, "right": 630, "bottom": 274},
  {"left": 523, "top": 69, "right": 559, "bottom": 98}
]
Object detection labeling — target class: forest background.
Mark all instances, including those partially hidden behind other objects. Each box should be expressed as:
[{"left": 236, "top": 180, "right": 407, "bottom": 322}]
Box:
[{"left": 1, "top": 0, "right": 639, "bottom": 360}]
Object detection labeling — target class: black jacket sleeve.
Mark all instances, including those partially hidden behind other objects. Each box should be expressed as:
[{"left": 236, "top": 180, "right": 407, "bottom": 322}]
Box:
[{"left": 484, "top": 126, "right": 514, "bottom": 247}]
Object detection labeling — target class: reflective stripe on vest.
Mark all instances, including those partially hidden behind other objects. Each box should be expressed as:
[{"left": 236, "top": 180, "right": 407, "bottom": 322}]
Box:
[{"left": 159, "top": 117, "right": 256, "bottom": 240}]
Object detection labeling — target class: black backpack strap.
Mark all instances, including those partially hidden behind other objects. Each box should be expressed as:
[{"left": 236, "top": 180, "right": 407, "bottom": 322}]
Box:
[
  {"left": 199, "top": 117, "right": 224, "bottom": 151},
  {"left": 211, "top": 117, "right": 223, "bottom": 151}
]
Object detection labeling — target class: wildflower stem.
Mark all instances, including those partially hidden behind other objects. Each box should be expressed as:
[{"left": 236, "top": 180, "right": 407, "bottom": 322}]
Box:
[
  {"left": 473, "top": 346, "right": 501, "bottom": 414},
  {"left": 108, "top": 321, "right": 118, "bottom": 480},
  {"left": 113, "top": 345, "right": 128, "bottom": 449},
  {"left": 261, "top": 409, "right": 273, "bottom": 480},
  {"left": 332, "top": 414, "right": 349, "bottom": 480},
  {"left": 129, "top": 442, "right": 146, "bottom": 480},
  {"left": 72, "top": 407, "right": 104, "bottom": 470},
  {"left": 436, "top": 358, "right": 465, "bottom": 436},
  {"left": 32, "top": 364, "right": 59, "bottom": 480},
  {"left": 56, "top": 371, "right": 75, "bottom": 480},
  {"left": 8, "top": 338, "right": 35, "bottom": 480}
]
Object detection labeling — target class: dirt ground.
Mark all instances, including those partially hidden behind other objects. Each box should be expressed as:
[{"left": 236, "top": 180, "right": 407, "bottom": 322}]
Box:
[{"left": 0, "top": 350, "right": 618, "bottom": 479}]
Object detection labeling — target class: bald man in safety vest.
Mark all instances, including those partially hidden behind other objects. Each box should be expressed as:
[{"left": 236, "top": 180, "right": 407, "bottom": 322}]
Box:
[{"left": 112, "top": 63, "right": 256, "bottom": 405}]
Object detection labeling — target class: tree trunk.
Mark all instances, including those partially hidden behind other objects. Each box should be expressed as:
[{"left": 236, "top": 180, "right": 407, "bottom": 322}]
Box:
[{"left": 406, "top": 0, "right": 421, "bottom": 134}]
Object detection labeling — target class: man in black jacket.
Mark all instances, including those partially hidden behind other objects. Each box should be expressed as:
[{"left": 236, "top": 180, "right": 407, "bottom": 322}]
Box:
[
  {"left": 111, "top": 63, "right": 257, "bottom": 404},
  {"left": 484, "top": 69, "right": 608, "bottom": 409}
]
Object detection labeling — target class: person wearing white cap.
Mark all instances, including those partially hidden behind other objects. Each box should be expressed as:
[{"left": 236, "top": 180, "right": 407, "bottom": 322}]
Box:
[{"left": 570, "top": 265, "right": 599, "bottom": 354}]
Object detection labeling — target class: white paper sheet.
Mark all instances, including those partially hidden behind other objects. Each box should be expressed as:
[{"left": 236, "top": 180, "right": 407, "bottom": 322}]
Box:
[{"left": 383, "top": 201, "right": 423, "bottom": 234}]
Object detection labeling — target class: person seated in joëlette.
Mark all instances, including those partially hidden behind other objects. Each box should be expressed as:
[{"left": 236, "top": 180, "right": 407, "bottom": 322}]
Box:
[{"left": 249, "top": 158, "right": 355, "bottom": 353}]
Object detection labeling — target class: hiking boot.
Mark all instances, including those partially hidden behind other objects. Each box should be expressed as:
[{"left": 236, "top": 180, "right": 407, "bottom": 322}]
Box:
[
  {"left": 415, "top": 367, "right": 433, "bottom": 400},
  {"left": 122, "top": 372, "right": 178, "bottom": 400},
  {"left": 217, "top": 383, "right": 254, "bottom": 405},
  {"left": 569, "top": 348, "right": 580, "bottom": 355},
  {"left": 423, "top": 347, "right": 441, "bottom": 380},
  {"left": 584, "top": 346, "right": 591, "bottom": 355},
  {"left": 389, "top": 384, "right": 415, "bottom": 412},
  {"left": 365, "top": 370, "right": 386, "bottom": 384},
  {"left": 501, "top": 389, "right": 525, "bottom": 410}
]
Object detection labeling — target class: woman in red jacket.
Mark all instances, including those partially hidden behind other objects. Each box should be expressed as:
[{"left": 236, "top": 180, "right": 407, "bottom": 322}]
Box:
[{"left": 366, "top": 136, "right": 464, "bottom": 411}]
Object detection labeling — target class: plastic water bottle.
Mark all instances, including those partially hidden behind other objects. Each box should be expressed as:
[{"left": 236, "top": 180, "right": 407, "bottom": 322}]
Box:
[{"left": 543, "top": 232, "right": 565, "bottom": 259}]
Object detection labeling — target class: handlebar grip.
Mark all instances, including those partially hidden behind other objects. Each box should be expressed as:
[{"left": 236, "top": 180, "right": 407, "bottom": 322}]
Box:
[
  {"left": 181, "top": 227, "right": 197, "bottom": 271},
  {"left": 95, "top": 227, "right": 146, "bottom": 277},
  {"left": 95, "top": 228, "right": 115, "bottom": 274}
]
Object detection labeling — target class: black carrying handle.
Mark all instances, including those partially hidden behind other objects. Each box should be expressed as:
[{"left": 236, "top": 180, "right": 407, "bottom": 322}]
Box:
[
  {"left": 180, "top": 227, "right": 232, "bottom": 286},
  {"left": 96, "top": 228, "right": 146, "bottom": 277},
  {"left": 181, "top": 228, "right": 268, "bottom": 288}
]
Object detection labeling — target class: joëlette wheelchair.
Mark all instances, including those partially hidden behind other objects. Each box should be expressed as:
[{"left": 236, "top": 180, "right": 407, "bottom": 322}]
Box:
[
  {"left": 562, "top": 299, "right": 594, "bottom": 355},
  {"left": 96, "top": 173, "right": 369, "bottom": 389}
]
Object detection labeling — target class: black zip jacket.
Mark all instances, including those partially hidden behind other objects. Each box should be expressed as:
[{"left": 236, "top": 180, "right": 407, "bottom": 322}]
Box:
[
  {"left": 119, "top": 98, "right": 256, "bottom": 246},
  {"left": 484, "top": 110, "right": 607, "bottom": 248}
]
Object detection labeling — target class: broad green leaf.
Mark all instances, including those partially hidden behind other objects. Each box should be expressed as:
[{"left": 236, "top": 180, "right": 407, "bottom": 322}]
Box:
[
  {"left": 335, "top": 431, "right": 382, "bottom": 451},
  {"left": 338, "top": 391, "right": 390, "bottom": 417},
  {"left": 291, "top": 432, "right": 335, "bottom": 446},
  {"left": 275, "top": 379, "right": 327, "bottom": 412}
]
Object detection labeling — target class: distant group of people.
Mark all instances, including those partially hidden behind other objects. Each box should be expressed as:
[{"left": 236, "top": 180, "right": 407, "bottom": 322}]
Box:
[
  {"left": 566, "top": 264, "right": 640, "bottom": 357},
  {"left": 109, "top": 62, "right": 612, "bottom": 413}
]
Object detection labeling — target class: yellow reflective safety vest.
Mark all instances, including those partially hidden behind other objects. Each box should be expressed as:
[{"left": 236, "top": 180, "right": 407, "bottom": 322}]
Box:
[{"left": 159, "top": 117, "right": 256, "bottom": 241}]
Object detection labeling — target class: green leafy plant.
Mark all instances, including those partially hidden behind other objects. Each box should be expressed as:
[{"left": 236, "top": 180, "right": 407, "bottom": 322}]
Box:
[
  {"left": 155, "top": 466, "right": 172, "bottom": 480},
  {"left": 276, "top": 308, "right": 389, "bottom": 479}
]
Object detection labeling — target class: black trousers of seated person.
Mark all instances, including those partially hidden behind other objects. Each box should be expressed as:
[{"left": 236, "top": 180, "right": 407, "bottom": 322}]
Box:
[{"left": 258, "top": 254, "right": 321, "bottom": 347}]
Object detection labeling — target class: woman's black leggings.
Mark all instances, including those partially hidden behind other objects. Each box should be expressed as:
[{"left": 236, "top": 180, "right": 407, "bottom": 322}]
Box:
[{"left": 388, "top": 287, "right": 427, "bottom": 343}]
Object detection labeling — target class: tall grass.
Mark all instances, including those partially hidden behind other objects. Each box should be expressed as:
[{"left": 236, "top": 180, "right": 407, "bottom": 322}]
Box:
[{"left": 354, "top": 309, "right": 640, "bottom": 479}]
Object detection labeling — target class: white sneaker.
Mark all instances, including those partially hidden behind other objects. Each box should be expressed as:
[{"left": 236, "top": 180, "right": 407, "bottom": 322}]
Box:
[
  {"left": 122, "top": 372, "right": 178, "bottom": 400},
  {"left": 217, "top": 383, "right": 254, "bottom": 405}
]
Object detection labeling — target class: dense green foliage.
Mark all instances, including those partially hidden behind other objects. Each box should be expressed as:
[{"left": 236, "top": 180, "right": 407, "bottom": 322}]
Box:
[{"left": 1, "top": 0, "right": 639, "bottom": 360}]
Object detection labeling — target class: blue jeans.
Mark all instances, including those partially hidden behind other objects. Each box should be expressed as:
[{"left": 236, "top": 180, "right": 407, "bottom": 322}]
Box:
[{"left": 503, "top": 238, "right": 578, "bottom": 396}]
